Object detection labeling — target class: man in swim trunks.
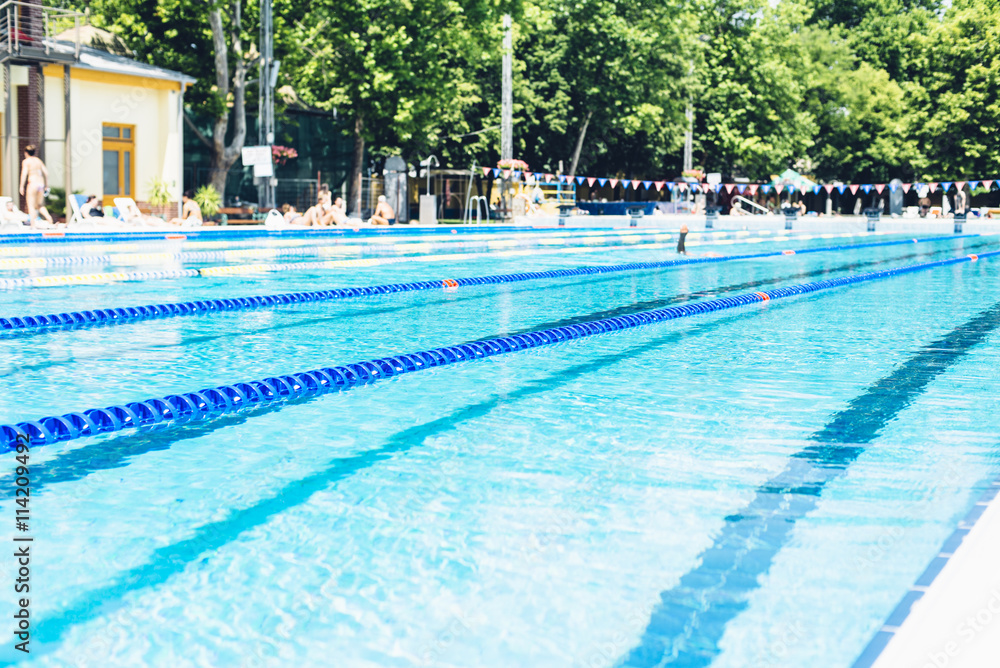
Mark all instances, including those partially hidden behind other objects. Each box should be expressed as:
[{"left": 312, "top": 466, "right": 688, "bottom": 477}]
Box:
[
  {"left": 18, "top": 145, "right": 54, "bottom": 227},
  {"left": 169, "top": 190, "right": 203, "bottom": 226},
  {"left": 370, "top": 195, "right": 396, "bottom": 225}
]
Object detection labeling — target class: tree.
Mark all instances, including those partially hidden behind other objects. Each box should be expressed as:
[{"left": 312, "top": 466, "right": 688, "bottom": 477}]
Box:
[
  {"left": 83, "top": 0, "right": 259, "bottom": 196},
  {"left": 284, "top": 0, "right": 497, "bottom": 214}
]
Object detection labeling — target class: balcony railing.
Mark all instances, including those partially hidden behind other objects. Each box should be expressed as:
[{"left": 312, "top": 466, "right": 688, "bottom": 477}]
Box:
[{"left": 0, "top": 1, "right": 84, "bottom": 62}]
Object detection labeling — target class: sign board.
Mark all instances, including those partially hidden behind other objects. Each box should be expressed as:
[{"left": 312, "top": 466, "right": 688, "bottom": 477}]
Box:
[
  {"left": 253, "top": 162, "right": 273, "bottom": 178},
  {"left": 707, "top": 172, "right": 722, "bottom": 185},
  {"left": 241, "top": 145, "right": 271, "bottom": 166}
]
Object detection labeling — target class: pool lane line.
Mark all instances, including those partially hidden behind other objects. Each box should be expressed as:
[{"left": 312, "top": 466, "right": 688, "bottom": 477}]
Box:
[
  {"left": 618, "top": 300, "right": 1000, "bottom": 668},
  {"left": 0, "top": 228, "right": 685, "bottom": 267},
  {"left": 0, "top": 230, "right": 935, "bottom": 285},
  {"left": 3, "top": 249, "right": 996, "bottom": 451},
  {"left": 852, "top": 473, "right": 1000, "bottom": 668},
  {"left": 0, "top": 227, "right": 756, "bottom": 260},
  {"left": 0, "top": 235, "right": 979, "bottom": 334}
]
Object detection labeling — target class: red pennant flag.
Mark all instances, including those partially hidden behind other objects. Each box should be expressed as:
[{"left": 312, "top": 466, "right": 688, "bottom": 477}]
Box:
[
  {"left": 724, "top": 184, "right": 735, "bottom": 193},
  {"left": 481, "top": 167, "right": 490, "bottom": 177},
  {"left": 849, "top": 184, "right": 860, "bottom": 195},
  {"left": 630, "top": 179, "right": 641, "bottom": 190},
  {"left": 775, "top": 184, "right": 784, "bottom": 194},
  {"left": 875, "top": 184, "right": 885, "bottom": 194},
  {"left": 654, "top": 180, "right": 665, "bottom": 191},
  {"left": 902, "top": 183, "right": 912, "bottom": 193},
  {"left": 545, "top": 173, "right": 554, "bottom": 182},
  {"left": 502, "top": 169, "right": 510, "bottom": 179},
  {"left": 677, "top": 182, "right": 687, "bottom": 192},
  {"left": 609, "top": 179, "right": 619, "bottom": 188},
  {"left": 956, "top": 181, "right": 966, "bottom": 191},
  {"left": 824, "top": 185, "right": 834, "bottom": 194},
  {"left": 928, "top": 182, "right": 938, "bottom": 193},
  {"left": 983, "top": 180, "right": 994, "bottom": 190},
  {"left": 747, "top": 184, "right": 758, "bottom": 195},
  {"left": 587, "top": 177, "right": 596, "bottom": 187}
]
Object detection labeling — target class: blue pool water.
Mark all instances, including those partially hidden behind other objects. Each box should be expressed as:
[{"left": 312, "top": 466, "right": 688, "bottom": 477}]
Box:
[{"left": 1, "top": 231, "right": 999, "bottom": 666}]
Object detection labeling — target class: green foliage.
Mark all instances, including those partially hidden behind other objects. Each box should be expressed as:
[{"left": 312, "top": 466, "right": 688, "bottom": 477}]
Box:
[
  {"left": 195, "top": 185, "right": 223, "bottom": 218},
  {"left": 46, "top": 188, "right": 82, "bottom": 219},
  {"left": 146, "top": 177, "right": 173, "bottom": 207}
]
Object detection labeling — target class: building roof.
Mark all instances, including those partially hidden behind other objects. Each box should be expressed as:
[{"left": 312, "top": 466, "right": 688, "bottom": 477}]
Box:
[{"left": 46, "top": 39, "right": 197, "bottom": 85}]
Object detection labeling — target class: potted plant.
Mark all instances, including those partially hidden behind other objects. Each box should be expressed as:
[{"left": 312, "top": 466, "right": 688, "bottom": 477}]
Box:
[
  {"left": 194, "top": 185, "right": 223, "bottom": 222},
  {"left": 271, "top": 145, "right": 298, "bottom": 167},
  {"left": 146, "top": 177, "right": 174, "bottom": 219}
]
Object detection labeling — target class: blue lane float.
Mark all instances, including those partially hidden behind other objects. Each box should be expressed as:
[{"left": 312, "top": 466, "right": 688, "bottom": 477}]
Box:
[
  {"left": 0, "top": 235, "right": 979, "bottom": 336},
  {"left": 2, "top": 249, "right": 995, "bottom": 451}
]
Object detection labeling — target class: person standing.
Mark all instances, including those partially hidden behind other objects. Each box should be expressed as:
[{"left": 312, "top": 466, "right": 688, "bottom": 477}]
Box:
[{"left": 18, "top": 145, "right": 54, "bottom": 227}]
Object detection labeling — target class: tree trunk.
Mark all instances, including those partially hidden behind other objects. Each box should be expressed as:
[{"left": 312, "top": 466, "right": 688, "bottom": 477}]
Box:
[
  {"left": 568, "top": 110, "right": 593, "bottom": 178},
  {"left": 347, "top": 114, "right": 365, "bottom": 217},
  {"left": 206, "top": 1, "right": 247, "bottom": 202}
]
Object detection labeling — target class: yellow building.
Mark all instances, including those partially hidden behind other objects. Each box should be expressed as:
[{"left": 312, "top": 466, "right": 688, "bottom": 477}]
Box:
[{"left": 1, "top": 2, "right": 195, "bottom": 216}]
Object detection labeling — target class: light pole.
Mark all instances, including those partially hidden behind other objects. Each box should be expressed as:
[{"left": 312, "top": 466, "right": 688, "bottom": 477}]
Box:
[{"left": 683, "top": 34, "right": 711, "bottom": 174}]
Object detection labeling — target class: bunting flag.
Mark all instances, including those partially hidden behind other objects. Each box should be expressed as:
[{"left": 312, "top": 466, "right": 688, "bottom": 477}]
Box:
[
  {"left": 665, "top": 182, "right": 675, "bottom": 192},
  {"left": 575, "top": 176, "right": 585, "bottom": 185},
  {"left": 775, "top": 184, "right": 783, "bottom": 194},
  {"left": 545, "top": 174, "right": 555, "bottom": 182},
  {"left": 902, "top": 183, "right": 911, "bottom": 193},
  {"left": 824, "top": 185, "right": 834, "bottom": 194},
  {"left": 940, "top": 181, "right": 952, "bottom": 191},
  {"left": 609, "top": 178, "right": 619, "bottom": 188},
  {"left": 677, "top": 182, "right": 687, "bottom": 192},
  {"left": 711, "top": 184, "right": 720, "bottom": 193},
  {"left": 492, "top": 168, "right": 501, "bottom": 177},
  {"left": 956, "top": 181, "right": 966, "bottom": 191},
  {"left": 587, "top": 177, "right": 596, "bottom": 187},
  {"left": 747, "top": 184, "right": 758, "bottom": 195},
  {"left": 597, "top": 178, "right": 608, "bottom": 187},
  {"left": 837, "top": 185, "right": 847, "bottom": 194},
  {"left": 888, "top": 182, "right": 898, "bottom": 192},
  {"left": 559, "top": 175, "right": 569, "bottom": 183},
  {"left": 631, "top": 179, "right": 641, "bottom": 190},
  {"left": 849, "top": 184, "right": 860, "bottom": 195},
  {"left": 642, "top": 180, "right": 652, "bottom": 190},
  {"left": 725, "top": 183, "right": 735, "bottom": 193},
  {"left": 928, "top": 182, "right": 939, "bottom": 193},
  {"left": 533, "top": 172, "right": 543, "bottom": 181},
  {"left": 812, "top": 185, "right": 821, "bottom": 194},
  {"left": 737, "top": 184, "right": 747, "bottom": 194},
  {"left": 983, "top": 180, "right": 994, "bottom": 190},
  {"left": 861, "top": 185, "right": 873, "bottom": 194},
  {"left": 761, "top": 184, "right": 772, "bottom": 194},
  {"left": 875, "top": 184, "right": 885, "bottom": 194},
  {"left": 481, "top": 167, "right": 491, "bottom": 177},
  {"left": 654, "top": 180, "right": 666, "bottom": 191},
  {"left": 788, "top": 184, "right": 797, "bottom": 193},
  {"left": 968, "top": 180, "right": 979, "bottom": 190},
  {"left": 511, "top": 170, "right": 521, "bottom": 179},
  {"left": 502, "top": 169, "right": 511, "bottom": 179}
]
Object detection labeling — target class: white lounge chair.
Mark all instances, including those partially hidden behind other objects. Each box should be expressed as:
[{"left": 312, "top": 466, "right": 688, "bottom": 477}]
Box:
[
  {"left": 113, "top": 197, "right": 162, "bottom": 227},
  {"left": 67, "top": 194, "right": 90, "bottom": 226}
]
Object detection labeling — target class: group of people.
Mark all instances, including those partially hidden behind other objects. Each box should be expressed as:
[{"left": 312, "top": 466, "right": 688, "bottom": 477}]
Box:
[{"left": 281, "top": 186, "right": 396, "bottom": 226}]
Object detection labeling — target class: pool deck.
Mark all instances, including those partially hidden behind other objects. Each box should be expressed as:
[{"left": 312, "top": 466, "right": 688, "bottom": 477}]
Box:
[{"left": 866, "top": 475, "right": 1000, "bottom": 668}]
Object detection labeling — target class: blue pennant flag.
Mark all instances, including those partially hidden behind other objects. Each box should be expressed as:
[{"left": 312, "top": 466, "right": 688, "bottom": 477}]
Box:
[
  {"left": 665, "top": 182, "right": 675, "bottom": 191},
  {"left": 861, "top": 185, "right": 872, "bottom": 193},
  {"left": 575, "top": 176, "right": 585, "bottom": 185},
  {"left": 889, "top": 182, "right": 898, "bottom": 192},
  {"left": 597, "top": 178, "right": 608, "bottom": 187},
  {"left": 712, "top": 184, "right": 722, "bottom": 192},
  {"left": 761, "top": 185, "right": 772, "bottom": 194},
  {"left": 968, "top": 180, "right": 980, "bottom": 190},
  {"left": 940, "top": 181, "right": 953, "bottom": 191},
  {"left": 492, "top": 168, "right": 500, "bottom": 177},
  {"left": 812, "top": 185, "right": 821, "bottom": 194},
  {"left": 642, "top": 181, "right": 652, "bottom": 189},
  {"left": 512, "top": 170, "right": 521, "bottom": 179}
]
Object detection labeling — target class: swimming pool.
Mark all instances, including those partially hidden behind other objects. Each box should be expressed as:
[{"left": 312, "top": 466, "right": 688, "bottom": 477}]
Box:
[{"left": 2, "top": 230, "right": 998, "bottom": 666}]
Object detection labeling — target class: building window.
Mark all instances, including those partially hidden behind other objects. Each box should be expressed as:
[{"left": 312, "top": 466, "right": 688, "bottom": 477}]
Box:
[{"left": 102, "top": 123, "right": 135, "bottom": 206}]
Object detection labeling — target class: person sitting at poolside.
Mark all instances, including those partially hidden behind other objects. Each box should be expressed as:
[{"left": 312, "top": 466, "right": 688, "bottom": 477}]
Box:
[
  {"left": 281, "top": 203, "right": 304, "bottom": 224},
  {"left": 301, "top": 188, "right": 332, "bottom": 226},
  {"left": 80, "top": 195, "right": 105, "bottom": 218},
  {"left": 2, "top": 200, "right": 29, "bottom": 224},
  {"left": 369, "top": 195, "right": 396, "bottom": 225},
  {"left": 320, "top": 196, "right": 348, "bottom": 226},
  {"left": 118, "top": 200, "right": 162, "bottom": 227},
  {"left": 168, "top": 190, "right": 203, "bottom": 226}
]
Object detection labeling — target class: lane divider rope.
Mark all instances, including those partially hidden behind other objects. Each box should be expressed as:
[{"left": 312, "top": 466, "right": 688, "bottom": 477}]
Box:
[
  {"left": 3, "top": 249, "right": 996, "bottom": 451},
  {"left": 0, "top": 235, "right": 977, "bottom": 335}
]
